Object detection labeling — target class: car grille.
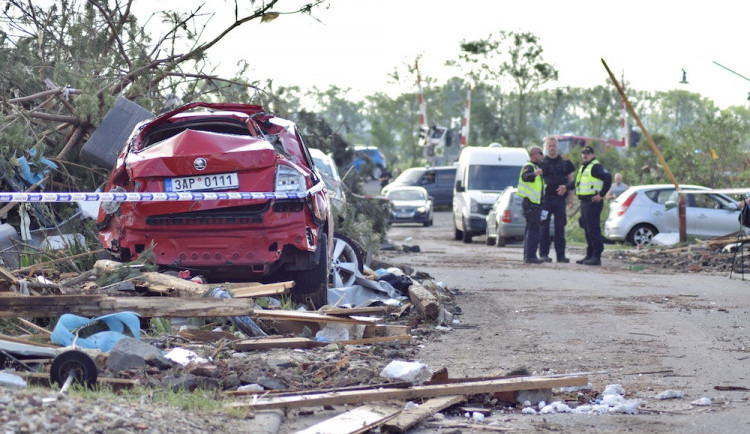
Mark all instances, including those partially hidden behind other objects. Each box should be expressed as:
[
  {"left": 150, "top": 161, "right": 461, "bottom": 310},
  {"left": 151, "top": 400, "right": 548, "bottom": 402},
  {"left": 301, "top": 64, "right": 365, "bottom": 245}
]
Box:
[{"left": 146, "top": 203, "right": 269, "bottom": 225}]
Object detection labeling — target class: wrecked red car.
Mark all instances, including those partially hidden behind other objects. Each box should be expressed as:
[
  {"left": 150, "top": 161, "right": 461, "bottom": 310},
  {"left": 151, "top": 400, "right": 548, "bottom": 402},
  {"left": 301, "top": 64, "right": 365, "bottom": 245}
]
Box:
[{"left": 97, "top": 102, "right": 333, "bottom": 307}]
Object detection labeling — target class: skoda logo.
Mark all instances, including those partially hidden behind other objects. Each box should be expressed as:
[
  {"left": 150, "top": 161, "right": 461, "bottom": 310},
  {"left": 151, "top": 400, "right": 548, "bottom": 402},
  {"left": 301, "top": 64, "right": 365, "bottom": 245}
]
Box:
[{"left": 193, "top": 158, "right": 207, "bottom": 171}]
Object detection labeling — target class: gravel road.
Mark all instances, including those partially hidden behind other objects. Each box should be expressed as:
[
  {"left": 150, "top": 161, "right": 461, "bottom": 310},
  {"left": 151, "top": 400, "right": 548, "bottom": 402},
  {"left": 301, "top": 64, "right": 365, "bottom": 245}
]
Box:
[{"left": 381, "top": 210, "right": 750, "bottom": 433}]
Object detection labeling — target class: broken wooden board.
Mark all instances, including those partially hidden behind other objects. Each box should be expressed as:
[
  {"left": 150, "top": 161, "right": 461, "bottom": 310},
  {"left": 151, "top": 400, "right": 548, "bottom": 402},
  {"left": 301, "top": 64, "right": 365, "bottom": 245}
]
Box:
[
  {"left": 296, "top": 404, "right": 402, "bottom": 434},
  {"left": 226, "top": 281, "right": 294, "bottom": 298},
  {"left": 231, "top": 334, "right": 411, "bottom": 351},
  {"left": 227, "top": 374, "right": 588, "bottom": 410},
  {"left": 20, "top": 372, "right": 138, "bottom": 392},
  {"left": 0, "top": 266, "right": 18, "bottom": 284},
  {"left": 0, "top": 295, "right": 254, "bottom": 317},
  {"left": 251, "top": 309, "right": 381, "bottom": 325},
  {"left": 382, "top": 395, "right": 466, "bottom": 433},
  {"left": 321, "top": 306, "right": 399, "bottom": 317},
  {"left": 231, "top": 336, "right": 324, "bottom": 351}
]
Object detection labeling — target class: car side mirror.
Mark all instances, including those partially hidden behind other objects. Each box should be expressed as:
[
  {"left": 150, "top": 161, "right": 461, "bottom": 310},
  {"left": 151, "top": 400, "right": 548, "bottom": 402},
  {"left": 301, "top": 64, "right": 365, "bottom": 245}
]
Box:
[
  {"left": 455, "top": 180, "right": 464, "bottom": 192},
  {"left": 665, "top": 200, "right": 677, "bottom": 210}
]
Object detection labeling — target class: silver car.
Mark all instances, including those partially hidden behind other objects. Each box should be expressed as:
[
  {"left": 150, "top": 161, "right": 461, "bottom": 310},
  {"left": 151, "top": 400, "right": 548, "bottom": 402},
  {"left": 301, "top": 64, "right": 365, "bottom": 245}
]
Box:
[
  {"left": 485, "top": 187, "right": 525, "bottom": 246},
  {"left": 604, "top": 184, "right": 743, "bottom": 246},
  {"left": 486, "top": 186, "right": 556, "bottom": 247}
]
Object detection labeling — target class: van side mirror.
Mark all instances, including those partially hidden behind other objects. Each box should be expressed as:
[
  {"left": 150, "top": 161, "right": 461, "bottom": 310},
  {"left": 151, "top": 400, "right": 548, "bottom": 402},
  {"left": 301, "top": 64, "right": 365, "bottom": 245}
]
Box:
[
  {"left": 455, "top": 180, "right": 464, "bottom": 192},
  {"left": 665, "top": 200, "right": 677, "bottom": 210}
]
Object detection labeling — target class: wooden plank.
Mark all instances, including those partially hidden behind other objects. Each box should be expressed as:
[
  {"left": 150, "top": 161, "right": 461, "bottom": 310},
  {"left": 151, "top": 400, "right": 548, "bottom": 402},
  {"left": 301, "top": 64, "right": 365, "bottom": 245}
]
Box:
[
  {"left": 0, "top": 295, "right": 255, "bottom": 317},
  {"left": 229, "top": 281, "right": 294, "bottom": 298},
  {"left": 333, "top": 335, "right": 411, "bottom": 345},
  {"left": 0, "top": 266, "right": 18, "bottom": 284},
  {"left": 224, "top": 381, "right": 413, "bottom": 398},
  {"left": 382, "top": 395, "right": 466, "bottom": 433},
  {"left": 321, "top": 306, "right": 399, "bottom": 317},
  {"left": 296, "top": 404, "right": 402, "bottom": 434},
  {"left": 19, "top": 372, "right": 138, "bottom": 392},
  {"left": 251, "top": 309, "right": 381, "bottom": 325},
  {"left": 231, "top": 337, "right": 324, "bottom": 351},
  {"left": 227, "top": 375, "right": 588, "bottom": 410}
]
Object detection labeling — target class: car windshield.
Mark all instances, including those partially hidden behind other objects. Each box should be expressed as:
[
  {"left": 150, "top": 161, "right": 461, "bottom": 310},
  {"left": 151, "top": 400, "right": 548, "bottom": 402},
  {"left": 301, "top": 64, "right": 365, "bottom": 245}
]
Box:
[
  {"left": 393, "top": 169, "right": 423, "bottom": 184},
  {"left": 388, "top": 190, "right": 425, "bottom": 201},
  {"left": 312, "top": 156, "right": 335, "bottom": 179},
  {"left": 467, "top": 165, "right": 523, "bottom": 191}
]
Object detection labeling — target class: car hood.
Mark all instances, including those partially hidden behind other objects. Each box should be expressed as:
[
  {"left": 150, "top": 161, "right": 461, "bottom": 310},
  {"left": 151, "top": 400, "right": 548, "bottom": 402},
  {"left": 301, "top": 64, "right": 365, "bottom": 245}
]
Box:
[{"left": 125, "top": 129, "right": 278, "bottom": 178}]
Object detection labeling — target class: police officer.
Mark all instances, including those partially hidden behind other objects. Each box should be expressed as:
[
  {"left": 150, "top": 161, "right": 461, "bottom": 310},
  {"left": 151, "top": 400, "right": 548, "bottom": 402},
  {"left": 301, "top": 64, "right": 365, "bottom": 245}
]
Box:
[
  {"left": 539, "top": 137, "right": 576, "bottom": 263},
  {"left": 518, "top": 145, "right": 545, "bottom": 264},
  {"left": 575, "top": 145, "right": 612, "bottom": 266}
]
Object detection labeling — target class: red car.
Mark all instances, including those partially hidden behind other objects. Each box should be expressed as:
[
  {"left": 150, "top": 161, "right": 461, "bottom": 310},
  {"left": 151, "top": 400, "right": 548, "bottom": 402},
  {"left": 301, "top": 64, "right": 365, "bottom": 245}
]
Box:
[{"left": 97, "top": 102, "right": 333, "bottom": 307}]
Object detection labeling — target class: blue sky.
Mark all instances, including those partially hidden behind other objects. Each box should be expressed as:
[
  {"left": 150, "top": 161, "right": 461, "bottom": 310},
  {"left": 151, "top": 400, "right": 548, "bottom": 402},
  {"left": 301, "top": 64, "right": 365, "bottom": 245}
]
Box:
[{"left": 142, "top": 0, "right": 750, "bottom": 109}]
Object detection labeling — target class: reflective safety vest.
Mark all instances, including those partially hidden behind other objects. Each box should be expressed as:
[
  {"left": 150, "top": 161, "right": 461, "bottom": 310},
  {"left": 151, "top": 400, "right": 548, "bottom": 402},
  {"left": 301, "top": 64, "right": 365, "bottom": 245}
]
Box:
[
  {"left": 575, "top": 159, "right": 604, "bottom": 196},
  {"left": 517, "top": 162, "right": 543, "bottom": 204}
]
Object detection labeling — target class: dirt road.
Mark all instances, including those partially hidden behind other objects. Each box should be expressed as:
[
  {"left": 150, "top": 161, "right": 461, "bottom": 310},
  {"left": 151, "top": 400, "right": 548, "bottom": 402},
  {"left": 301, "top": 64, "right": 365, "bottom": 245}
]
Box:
[{"left": 380, "top": 210, "right": 750, "bottom": 433}]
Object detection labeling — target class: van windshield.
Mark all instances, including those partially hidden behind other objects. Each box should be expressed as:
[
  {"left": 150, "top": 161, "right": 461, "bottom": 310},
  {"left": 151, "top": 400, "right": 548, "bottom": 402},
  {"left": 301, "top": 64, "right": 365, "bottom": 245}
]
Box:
[{"left": 467, "top": 165, "right": 523, "bottom": 191}]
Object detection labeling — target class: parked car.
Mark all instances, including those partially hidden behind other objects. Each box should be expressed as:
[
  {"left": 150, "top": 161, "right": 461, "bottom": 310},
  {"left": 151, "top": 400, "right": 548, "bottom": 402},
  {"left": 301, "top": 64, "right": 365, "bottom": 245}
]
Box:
[
  {"left": 309, "top": 148, "right": 346, "bottom": 216},
  {"left": 485, "top": 187, "right": 555, "bottom": 247},
  {"left": 381, "top": 166, "right": 457, "bottom": 207},
  {"left": 97, "top": 102, "right": 333, "bottom": 307},
  {"left": 604, "top": 184, "right": 744, "bottom": 246},
  {"left": 385, "top": 186, "right": 433, "bottom": 226},
  {"left": 351, "top": 145, "right": 387, "bottom": 179},
  {"left": 309, "top": 148, "right": 363, "bottom": 288}
]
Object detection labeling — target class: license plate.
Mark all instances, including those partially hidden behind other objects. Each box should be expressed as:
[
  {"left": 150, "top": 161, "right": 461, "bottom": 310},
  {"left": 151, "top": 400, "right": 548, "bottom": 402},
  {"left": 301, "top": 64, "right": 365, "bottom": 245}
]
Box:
[{"left": 164, "top": 172, "right": 239, "bottom": 192}]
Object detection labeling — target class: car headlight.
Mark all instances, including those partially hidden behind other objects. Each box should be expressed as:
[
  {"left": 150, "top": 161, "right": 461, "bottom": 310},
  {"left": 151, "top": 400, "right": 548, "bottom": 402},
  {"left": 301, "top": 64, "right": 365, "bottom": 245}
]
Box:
[
  {"left": 417, "top": 206, "right": 426, "bottom": 213},
  {"left": 275, "top": 165, "right": 306, "bottom": 193},
  {"left": 470, "top": 199, "right": 479, "bottom": 213}
]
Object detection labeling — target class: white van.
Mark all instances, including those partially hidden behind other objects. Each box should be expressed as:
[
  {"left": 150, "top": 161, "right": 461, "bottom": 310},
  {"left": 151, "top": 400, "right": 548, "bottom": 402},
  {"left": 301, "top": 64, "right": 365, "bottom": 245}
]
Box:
[{"left": 452, "top": 145, "right": 530, "bottom": 243}]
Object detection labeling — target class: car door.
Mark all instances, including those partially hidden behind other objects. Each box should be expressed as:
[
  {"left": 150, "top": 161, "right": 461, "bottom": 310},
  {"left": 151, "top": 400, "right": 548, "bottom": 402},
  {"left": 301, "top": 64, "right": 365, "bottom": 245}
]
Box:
[
  {"left": 435, "top": 169, "right": 456, "bottom": 206},
  {"left": 644, "top": 188, "right": 680, "bottom": 233},
  {"left": 686, "top": 193, "right": 741, "bottom": 237}
]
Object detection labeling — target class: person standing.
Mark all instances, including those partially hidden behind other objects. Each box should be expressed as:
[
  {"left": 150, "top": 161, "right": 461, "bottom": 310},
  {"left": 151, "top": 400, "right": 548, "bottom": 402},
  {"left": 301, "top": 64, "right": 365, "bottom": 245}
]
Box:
[
  {"left": 575, "top": 145, "right": 612, "bottom": 266},
  {"left": 605, "top": 172, "right": 628, "bottom": 200},
  {"left": 539, "top": 137, "right": 576, "bottom": 263},
  {"left": 518, "top": 146, "right": 545, "bottom": 264}
]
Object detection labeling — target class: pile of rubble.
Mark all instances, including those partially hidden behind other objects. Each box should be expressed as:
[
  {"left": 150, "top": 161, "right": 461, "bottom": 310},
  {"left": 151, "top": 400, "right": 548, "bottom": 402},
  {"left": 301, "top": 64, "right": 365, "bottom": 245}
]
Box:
[
  {"left": 606, "top": 234, "right": 750, "bottom": 274},
  {"left": 0, "top": 253, "right": 595, "bottom": 432}
]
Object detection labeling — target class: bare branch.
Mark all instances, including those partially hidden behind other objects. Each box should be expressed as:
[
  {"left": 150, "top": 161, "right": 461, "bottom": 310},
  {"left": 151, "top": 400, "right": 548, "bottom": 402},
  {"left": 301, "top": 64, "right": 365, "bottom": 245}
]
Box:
[{"left": 87, "top": 0, "right": 133, "bottom": 69}]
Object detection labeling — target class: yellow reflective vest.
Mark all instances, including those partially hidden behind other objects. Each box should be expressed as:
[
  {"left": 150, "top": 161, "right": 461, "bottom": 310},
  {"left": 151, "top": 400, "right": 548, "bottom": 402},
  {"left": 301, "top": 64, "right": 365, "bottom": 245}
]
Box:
[
  {"left": 517, "top": 162, "right": 543, "bottom": 204},
  {"left": 575, "top": 159, "right": 604, "bottom": 196}
]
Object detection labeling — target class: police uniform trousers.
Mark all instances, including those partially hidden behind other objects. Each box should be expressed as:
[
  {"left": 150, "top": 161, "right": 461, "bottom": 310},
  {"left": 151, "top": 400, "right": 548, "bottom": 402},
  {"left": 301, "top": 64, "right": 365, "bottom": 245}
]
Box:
[
  {"left": 580, "top": 198, "right": 604, "bottom": 258},
  {"left": 540, "top": 195, "right": 567, "bottom": 260},
  {"left": 522, "top": 198, "right": 542, "bottom": 260}
]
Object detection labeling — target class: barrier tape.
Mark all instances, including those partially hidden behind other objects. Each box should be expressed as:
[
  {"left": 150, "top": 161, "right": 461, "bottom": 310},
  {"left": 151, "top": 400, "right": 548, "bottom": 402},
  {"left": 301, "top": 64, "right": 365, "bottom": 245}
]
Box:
[{"left": 0, "top": 182, "right": 325, "bottom": 203}]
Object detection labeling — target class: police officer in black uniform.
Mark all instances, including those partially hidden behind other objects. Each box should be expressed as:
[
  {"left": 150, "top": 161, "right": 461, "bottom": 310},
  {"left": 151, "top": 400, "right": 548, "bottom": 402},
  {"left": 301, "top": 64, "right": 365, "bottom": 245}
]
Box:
[
  {"left": 575, "top": 145, "right": 612, "bottom": 266},
  {"left": 539, "top": 137, "right": 576, "bottom": 263}
]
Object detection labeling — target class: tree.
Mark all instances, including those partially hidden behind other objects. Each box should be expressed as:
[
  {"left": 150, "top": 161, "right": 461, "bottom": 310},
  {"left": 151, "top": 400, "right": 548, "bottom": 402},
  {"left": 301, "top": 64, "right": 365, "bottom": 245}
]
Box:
[
  {"left": 0, "top": 0, "right": 328, "bottom": 192},
  {"left": 455, "top": 31, "right": 558, "bottom": 147}
]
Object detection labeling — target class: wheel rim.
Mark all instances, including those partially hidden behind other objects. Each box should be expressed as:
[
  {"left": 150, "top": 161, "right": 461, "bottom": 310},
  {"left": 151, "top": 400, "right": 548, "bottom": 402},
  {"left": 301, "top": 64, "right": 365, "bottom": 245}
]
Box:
[
  {"left": 633, "top": 227, "right": 655, "bottom": 246},
  {"left": 331, "top": 237, "right": 359, "bottom": 288},
  {"left": 372, "top": 167, "right": 383, "bottom": 179}
]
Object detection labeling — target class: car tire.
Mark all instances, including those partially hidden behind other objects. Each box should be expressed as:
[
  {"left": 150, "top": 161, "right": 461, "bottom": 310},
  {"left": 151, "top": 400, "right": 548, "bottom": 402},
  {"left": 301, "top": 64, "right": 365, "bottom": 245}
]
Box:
[
  {"left": 330, "top": 233, "right": 363, "bottom": 288},
  {"left": 462, "top": 217, "right": 473, "bottom": 243},
  {"left": 627, "top": 224, "right": 658, "bottom": 246},
  {"left": 453, "top": 218, "right": 463, "bottom": 240},
  {"left": 496, "top": 226, "right": 507, "bottom": 247},
  {"left": 291, "top": 232, "right": 329, "bottom": 309}
]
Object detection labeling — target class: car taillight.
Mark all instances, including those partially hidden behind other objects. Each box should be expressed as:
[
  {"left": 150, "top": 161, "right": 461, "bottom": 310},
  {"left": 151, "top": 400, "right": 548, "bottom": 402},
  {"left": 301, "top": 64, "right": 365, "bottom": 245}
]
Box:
[
  {"left": 616, "top": 192, "right": 636, "bottom": 217},
  {"left": 502, "top": 210, "right": 511, "bottom": 223}
]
